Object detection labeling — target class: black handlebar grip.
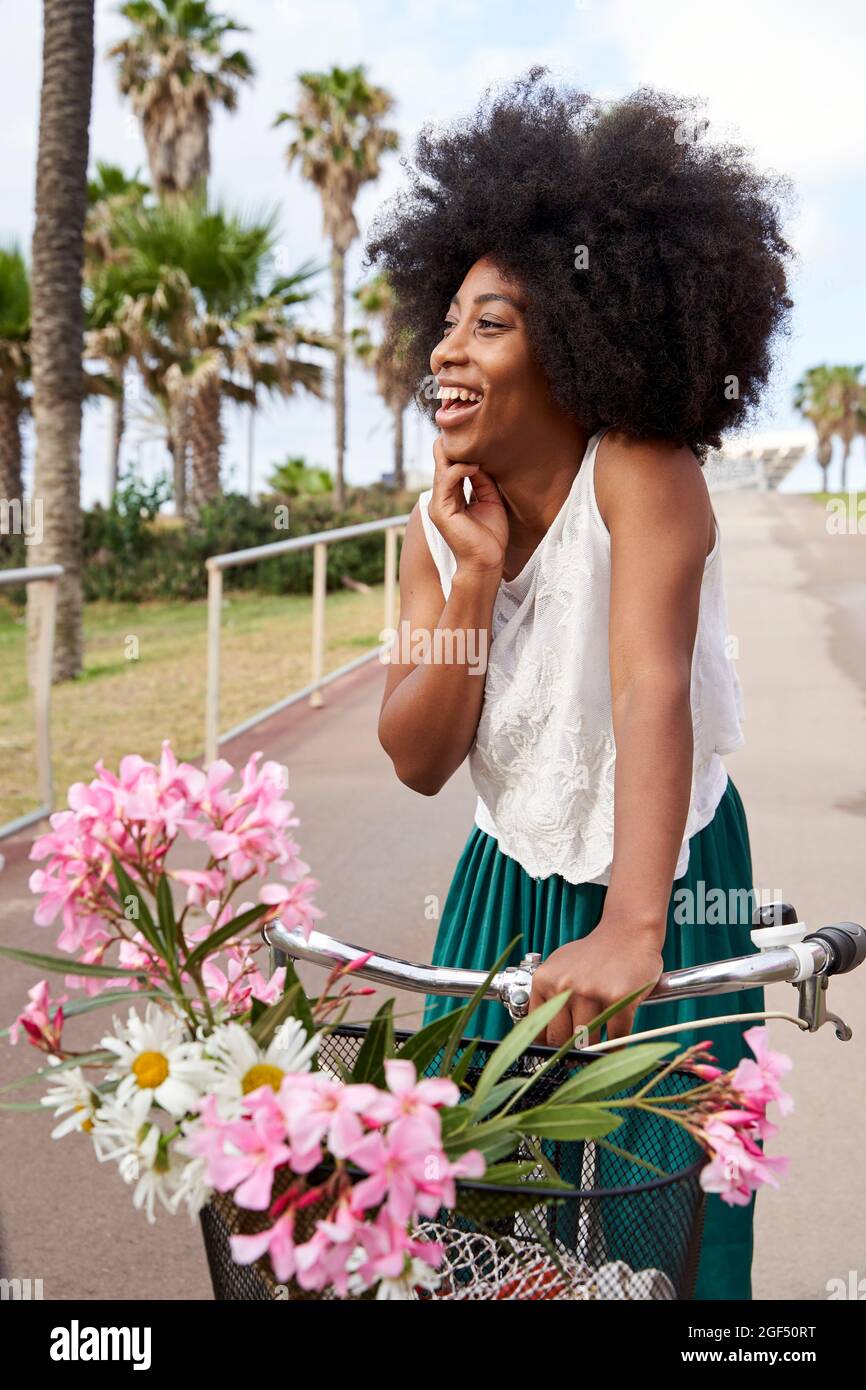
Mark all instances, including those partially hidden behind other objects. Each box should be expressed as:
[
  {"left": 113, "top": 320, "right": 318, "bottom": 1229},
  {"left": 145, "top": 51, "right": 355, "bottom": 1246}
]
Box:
[
  {"left": 803, "top": 923, "right": 866, "bottom": 975},
  {"left": 751, "top": 901, "right": 799, "bottom": 929}
]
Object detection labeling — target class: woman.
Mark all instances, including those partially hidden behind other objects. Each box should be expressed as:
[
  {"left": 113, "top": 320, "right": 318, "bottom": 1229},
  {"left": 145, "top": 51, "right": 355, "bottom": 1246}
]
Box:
[{"left": 367, "top": 71, "right": 793, "bottom": 1300}]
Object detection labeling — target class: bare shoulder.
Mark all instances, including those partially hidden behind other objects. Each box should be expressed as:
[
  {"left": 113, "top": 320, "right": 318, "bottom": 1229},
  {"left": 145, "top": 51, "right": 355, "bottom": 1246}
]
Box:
[{"left": 595, "top": 429, "right": 714, "bottom": 556}]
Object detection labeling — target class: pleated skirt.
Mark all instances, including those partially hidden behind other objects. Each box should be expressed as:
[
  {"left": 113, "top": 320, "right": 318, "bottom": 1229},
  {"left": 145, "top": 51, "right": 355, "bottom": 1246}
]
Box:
[{"left": 423, "top": 773, "right": 764, "bottom": 1300}]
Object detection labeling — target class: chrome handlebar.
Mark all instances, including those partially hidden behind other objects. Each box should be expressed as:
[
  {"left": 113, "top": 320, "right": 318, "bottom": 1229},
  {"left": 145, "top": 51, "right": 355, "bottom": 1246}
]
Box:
[{"left": 264, "top": 903, "right": 865, "bottom": 1041}]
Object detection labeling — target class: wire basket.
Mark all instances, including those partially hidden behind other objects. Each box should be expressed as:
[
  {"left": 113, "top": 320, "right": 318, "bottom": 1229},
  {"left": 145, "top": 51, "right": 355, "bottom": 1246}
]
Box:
[{"left": 200, "top": 1025, "right": 707, "bottom": 1301}]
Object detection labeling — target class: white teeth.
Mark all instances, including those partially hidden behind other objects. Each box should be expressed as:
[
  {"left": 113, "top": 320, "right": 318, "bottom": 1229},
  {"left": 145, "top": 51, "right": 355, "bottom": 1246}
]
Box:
[{"left": 437, "top": 386, "right": 483, "bottom": 404}]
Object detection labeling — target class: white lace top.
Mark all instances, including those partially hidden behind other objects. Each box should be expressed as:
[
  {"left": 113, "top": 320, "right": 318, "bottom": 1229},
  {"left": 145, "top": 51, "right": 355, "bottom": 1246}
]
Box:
[{"left": 417, "top": 426, "right": 745, "bottom": 886}]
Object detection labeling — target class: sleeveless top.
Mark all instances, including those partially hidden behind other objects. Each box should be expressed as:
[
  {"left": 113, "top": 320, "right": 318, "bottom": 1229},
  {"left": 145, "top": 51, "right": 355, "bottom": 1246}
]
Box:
[{"left": 417, "top": 427, "right": 746, "bottom": 886}]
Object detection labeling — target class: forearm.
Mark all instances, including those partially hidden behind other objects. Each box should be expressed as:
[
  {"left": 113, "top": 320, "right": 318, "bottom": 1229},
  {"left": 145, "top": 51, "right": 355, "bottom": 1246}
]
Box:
[
  {"left": 603, "top": 677, "right": 695, "bottom": 942},
  {"left": 379, "top": 569, "right": 500, "bottom": 793}
]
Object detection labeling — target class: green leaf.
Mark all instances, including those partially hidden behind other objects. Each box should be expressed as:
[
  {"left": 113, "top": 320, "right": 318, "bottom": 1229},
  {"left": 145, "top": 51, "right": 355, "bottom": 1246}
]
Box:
[
  {"left": 0, "top": 1051, "right": 114, "bottom": 1094},
  {"left": 0, "top": 946, "right": 149, "bottom": 980},
  {"left": 510, "top": 1103, "right": 623, "bottom": 1142},
  {"left": 470, "top": 1076, "right": 529, "bottom": 1121},
  {"left": 250, "top": 982, "right": 305, "bottom": 1048},
  {"left": 396, "top": 1010, "right": 462, "bottom": 1076},
  {"left": 156, "top": 875, "right": 178, "bottom": 964},
  {"left": 183, "top": 903, "right": 269, "bottom": 974},
  {"left": 111, "top": 855, "right": 163, "bottom": 957},
  {"left": 0, "top": 988, "right": 171, "bottom": 1040},
  {"left": 438, "top": 936, "right": 524, "bottom": 1077},
  {"left": 450, "top": 1037, "right": 482, "bottom": 1089},
  {"left": 470, "top": 992, "right": 572, "bottom": 1110},
  {"left": 545, "top": 1043, "right": 677, "bottom": 1104},
  {"left": 351, "top": 999, "right": 395, "bottom": 1087}
]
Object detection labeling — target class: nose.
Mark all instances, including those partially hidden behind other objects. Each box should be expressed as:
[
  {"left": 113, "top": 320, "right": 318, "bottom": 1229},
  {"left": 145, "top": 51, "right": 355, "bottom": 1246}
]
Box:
[{"left": 430, "top": 315, "right": 471, "bottom": 376}]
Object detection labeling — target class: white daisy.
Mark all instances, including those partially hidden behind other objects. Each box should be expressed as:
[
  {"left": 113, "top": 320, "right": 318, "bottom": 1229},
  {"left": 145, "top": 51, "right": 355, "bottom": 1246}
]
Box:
[
  {"left": 201, "top": 1018, "right": 320, "bottom": 1115},
  {"left": 91, "top": 1097, "right": 180, "bottom": 1224},
  {"left": 101, "top": 1002, "right": 209, "bottom": 1122},
  {"left": 375, "top": 1257, "right": 442, "bottom": 1301},
  {"left": 40, "top": 1061, "right": 101, "bottom": 1139}
]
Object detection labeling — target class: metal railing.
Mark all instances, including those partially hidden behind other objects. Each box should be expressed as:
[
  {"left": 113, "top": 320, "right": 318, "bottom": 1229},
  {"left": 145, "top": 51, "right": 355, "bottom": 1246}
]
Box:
[
  {"left": 204, "top": 515, "right": 409, "bottom": 766},
  {"left": 0, "top": 564, "right": 62, "bottom": 839}
]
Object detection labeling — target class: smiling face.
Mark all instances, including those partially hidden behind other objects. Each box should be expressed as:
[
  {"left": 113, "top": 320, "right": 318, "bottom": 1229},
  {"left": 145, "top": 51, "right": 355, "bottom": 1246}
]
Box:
[{"left": 429, "top": 255, "right": 566, "bottom": 469}]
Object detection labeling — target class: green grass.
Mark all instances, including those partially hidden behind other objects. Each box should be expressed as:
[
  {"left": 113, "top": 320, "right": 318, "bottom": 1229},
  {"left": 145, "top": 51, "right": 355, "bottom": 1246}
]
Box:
[{"left": 0, "top": 585, "right": 391, "bottom": 826}]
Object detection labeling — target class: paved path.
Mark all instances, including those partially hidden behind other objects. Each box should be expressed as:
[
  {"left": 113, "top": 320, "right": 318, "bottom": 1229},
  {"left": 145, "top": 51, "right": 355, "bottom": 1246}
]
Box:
[{"left": 0, "top": 491, "right": 862, "bottom": 1300}]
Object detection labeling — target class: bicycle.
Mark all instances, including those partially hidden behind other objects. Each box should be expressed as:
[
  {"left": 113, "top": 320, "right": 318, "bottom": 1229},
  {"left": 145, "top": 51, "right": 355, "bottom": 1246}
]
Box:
[{"left": 199, "top": 902, "right": 865, "bottom": 1301}]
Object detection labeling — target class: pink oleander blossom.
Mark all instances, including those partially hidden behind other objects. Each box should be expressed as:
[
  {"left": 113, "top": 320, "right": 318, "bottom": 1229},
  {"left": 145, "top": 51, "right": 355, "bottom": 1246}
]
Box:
[
  {"left": 733, "top": 1026, "right": 795, "bottom": 1118},
  {"left": 9, "top": 980, "right": 67, "bottom": 1051}
]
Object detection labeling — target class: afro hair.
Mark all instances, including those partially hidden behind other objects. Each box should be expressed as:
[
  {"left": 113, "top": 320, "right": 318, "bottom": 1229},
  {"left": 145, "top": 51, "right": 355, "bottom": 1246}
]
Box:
[{"left": 365, "top": 68, "right": 795, "bottom": 459}]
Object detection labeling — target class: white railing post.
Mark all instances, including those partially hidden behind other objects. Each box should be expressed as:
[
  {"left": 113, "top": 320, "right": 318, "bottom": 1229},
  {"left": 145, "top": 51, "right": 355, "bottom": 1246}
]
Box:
[
  {"left": 309, "top": 541, "right": 327, "bottom": 708},
  {"left": 34, "top": 577, "right": 57, "bottom": 810},
  {"left": 384, "top": 525, "right": 398, "bottom": 635},
  {"left": 205, "top": 564, "right": 223, "bottom": 767},
  {"left": 201, "top": 513, "right": 411, "bottom": 752},
  {"left": 0, "top": 563, "right": 63, "bottom": 839}
]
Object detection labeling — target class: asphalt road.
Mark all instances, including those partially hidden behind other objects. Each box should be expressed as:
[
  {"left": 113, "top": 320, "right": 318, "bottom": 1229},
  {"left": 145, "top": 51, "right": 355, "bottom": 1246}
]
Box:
[{"left": 0, "top": 489, "right": 862, "bottom": 1300}]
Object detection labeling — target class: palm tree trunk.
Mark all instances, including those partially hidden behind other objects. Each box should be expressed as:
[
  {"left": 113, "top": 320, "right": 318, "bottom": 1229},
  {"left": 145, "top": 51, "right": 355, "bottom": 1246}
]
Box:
[
  {"left": 840, "top": 440, "right": 850, "bottom": 492},
  {"left": 106, "top": 371, "right": 124, "bottom": 500},
  {"left": 392, "top": 400, "right": 405, "bottom": 490},
  {"left": 0, "top": 385, "right": 23, "bottom": 504},
  {"left": 189, "top": 375, "right": 223, "bottom": 508},
  {"left": 27, "top": 0, "right": 94, "bottom": 684},
  {"left": 331, "top": 245, "right": 346, "bottom": 508}
]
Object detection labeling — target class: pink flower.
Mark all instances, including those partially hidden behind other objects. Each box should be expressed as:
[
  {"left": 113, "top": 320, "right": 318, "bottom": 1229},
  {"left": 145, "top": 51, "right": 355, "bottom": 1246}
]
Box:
[
  {"left": 279, "top": 1074, "right": 379, "bottom": 1159},
  {"left": 699, "top": 1115, "right": 789, "bottom": 1207},
  {"left": 231, "top": 1208, "right": 298, "bottom": 1283},
  {"left": 361, "top": 1058, "right": 460, "bottom": 1130},
  {"left": 186, "top": 1090, "right": 291, "bottom": 1210},
  {"left": 259, "top": 878, "right": 324, "bottom": 941},
  {"left": 733, "top": 1026, "right": 794, "bottom": 1118},
  {"left": 352, "top": 1208, "right": 444, "bottom": 1289},
  {"left": 349, "top": 1116, "right": 485, "bottom": 1226},
  {"left": 9, "top": 980, "right": 67, "bottom": 1051}
]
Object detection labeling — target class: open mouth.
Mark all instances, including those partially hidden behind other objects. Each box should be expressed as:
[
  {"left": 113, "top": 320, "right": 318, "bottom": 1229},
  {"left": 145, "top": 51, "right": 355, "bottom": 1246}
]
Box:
[{"left": 435, "top": 384, "right": 484, "bottom": 428}]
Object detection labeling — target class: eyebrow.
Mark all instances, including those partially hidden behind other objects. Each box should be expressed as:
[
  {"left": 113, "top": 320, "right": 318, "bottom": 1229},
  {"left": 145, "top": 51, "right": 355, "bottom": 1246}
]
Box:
[{"left": 448, "top": 292, "right": 524, "bottom": 312}]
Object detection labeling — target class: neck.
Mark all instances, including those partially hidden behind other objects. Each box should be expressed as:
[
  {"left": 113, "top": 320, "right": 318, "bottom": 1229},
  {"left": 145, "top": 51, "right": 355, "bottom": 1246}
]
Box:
[{"left": 493, "top": 421, "right": 591, "bottom": 548}]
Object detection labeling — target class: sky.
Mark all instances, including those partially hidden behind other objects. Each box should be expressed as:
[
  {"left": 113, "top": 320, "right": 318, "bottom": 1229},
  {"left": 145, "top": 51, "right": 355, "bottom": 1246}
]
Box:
[{"left": 2, "top": 0, "right": 865, "bottom": 504}]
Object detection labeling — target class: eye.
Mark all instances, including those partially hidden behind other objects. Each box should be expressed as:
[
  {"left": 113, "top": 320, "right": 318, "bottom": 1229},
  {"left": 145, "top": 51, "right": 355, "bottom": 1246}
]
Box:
[
  {"left": 477, "top": 317, "right": 504, "bottom": 330},
  {"left": 442, "top": 319, "right": 458, "bottom": 336}
]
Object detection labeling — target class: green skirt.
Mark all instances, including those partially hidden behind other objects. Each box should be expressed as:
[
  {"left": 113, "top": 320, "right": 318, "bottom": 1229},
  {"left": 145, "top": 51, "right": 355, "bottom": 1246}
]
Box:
[{"left": 423, "top": 774, "right": 764, "bottom": 1301}]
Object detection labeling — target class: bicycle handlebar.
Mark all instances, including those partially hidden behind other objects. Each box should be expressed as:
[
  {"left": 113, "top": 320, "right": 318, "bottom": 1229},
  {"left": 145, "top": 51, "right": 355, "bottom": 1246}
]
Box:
[{"left": 264, "top": 905, "right": 865, "bottom": 1037}]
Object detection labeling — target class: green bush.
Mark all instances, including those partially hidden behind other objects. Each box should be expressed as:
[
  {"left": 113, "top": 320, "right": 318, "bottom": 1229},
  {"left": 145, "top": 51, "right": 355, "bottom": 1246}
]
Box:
[{"left": 78, "top": 477, "right": 413, "bottom": 602}]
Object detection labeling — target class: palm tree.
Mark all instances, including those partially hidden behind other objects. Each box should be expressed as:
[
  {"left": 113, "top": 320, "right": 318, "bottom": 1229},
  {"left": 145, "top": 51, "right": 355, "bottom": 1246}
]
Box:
[
  {"left": 353, "top": 273, "right": 415, "bottom": 490},
  {"left": 108, "top": 0, "right": 254, "bottom": 199},
  {"left": 825, "top": 365, "right": 865, "bottom": 491},
  {"left": 794, "top": 365, "right": 837, "bottom": 490},
  {"left": 89, "top": 197, "right": 326, "bottom": 508},
  {"left": 276, "top": 66, "right": 398, "bottom": 507},
  {"left": 84, "top": 162, "right": 150, "bottom": 499},
  {"left": 28, "top": 0, "right": 95, "bottom": 683},
  {"left": 795, "top": 364, "right": 866, "bottom": 490},
  {"left": 0, "top": 245, "right": 31, "bottom": 507}
]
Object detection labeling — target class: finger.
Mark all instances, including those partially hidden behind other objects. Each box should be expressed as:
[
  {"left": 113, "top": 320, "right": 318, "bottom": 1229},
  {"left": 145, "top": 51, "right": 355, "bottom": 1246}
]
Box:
[
  {"left": 570, "top": 995, "right": 605, "bottom": 1049},
  {"left": 466, "top": 468, "right": 502, "bottom": 507},
  {"left": 544, "top": 1000, "right": 577, "bottom": 1051},
  {"left": 604, "top": 1001, "right": 638, "bottom": 1043}
]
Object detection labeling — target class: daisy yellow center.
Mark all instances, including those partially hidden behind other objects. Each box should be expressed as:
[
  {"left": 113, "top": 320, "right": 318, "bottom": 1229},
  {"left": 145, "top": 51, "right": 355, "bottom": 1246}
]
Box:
[
  {"left": 242, "top": 1064, "right": 284, "bottom": 1094},
  {"left": 74, "top": 1106, "right": 94, "bottom": 1133},
  {"left": 132, "top": 1050, "right": 170, "bottom": 1090}
]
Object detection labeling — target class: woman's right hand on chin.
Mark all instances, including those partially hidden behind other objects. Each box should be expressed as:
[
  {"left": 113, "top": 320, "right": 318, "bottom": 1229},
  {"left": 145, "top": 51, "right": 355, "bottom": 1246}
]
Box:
[{"left": 428, "top": 434, "right": 508, "bottom": 580}]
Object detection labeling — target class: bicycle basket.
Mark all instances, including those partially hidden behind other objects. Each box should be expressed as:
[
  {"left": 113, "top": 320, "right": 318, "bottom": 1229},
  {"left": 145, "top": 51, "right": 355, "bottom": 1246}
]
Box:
[{"left": 200, "top": 1025, "right": 707, "bottom": 1301}]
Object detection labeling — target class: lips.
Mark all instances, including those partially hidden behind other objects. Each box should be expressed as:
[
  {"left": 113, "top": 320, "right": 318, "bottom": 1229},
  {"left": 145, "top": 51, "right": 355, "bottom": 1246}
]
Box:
[{"left": 434, "top": 383, "right": 484, "bottom": 429}]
